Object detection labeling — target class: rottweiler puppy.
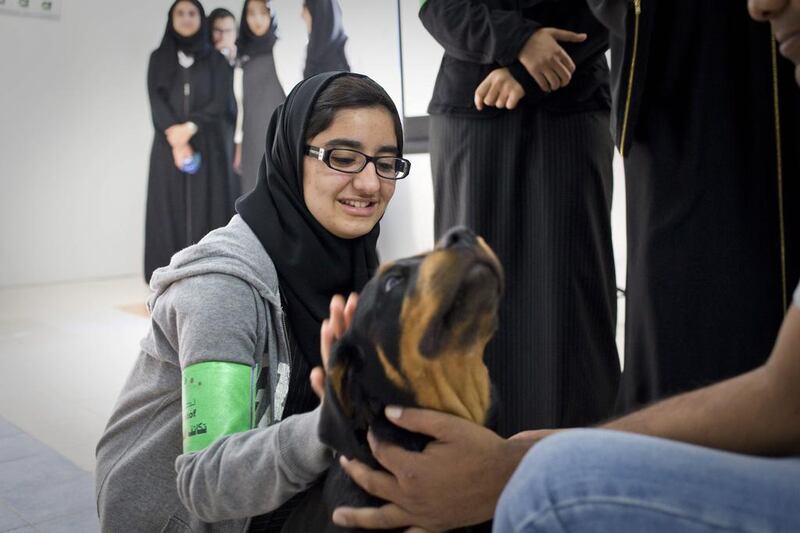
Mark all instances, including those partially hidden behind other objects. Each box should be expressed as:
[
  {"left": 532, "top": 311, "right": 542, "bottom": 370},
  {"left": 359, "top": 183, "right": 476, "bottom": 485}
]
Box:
[{"left": 290, "top": 226, "right": 503, "bottom": 533}]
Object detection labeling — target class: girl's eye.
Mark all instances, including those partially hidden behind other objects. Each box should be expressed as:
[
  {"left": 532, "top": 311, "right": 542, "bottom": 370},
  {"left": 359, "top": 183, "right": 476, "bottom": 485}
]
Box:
[{"left": 384, "top": 275, "right": 402, "bottom": 293}]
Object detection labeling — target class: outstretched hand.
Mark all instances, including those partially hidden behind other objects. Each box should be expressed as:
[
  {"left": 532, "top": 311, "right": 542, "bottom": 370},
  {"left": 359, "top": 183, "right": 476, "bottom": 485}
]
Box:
[
  {"left": 310, "top": 293, "right": 359, "bottom": 400},
  {"left": 332, "top": 406, "right": 534, "bottom": 531}
]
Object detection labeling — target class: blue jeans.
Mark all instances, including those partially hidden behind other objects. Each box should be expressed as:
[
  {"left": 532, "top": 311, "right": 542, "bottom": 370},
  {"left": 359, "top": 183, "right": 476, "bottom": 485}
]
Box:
[{"left": 494, "top": 429, "right": 800, "bottom": 533}]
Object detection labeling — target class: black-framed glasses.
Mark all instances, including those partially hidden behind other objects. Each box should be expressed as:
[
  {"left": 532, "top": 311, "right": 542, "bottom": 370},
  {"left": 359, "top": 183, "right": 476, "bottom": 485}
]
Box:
[{"left": 306, "top": 146, "right": 411, "bottom": 180}]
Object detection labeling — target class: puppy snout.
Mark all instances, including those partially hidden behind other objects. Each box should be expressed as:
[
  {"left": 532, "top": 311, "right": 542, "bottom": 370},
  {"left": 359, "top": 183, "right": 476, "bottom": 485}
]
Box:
[{"left": 438, "top": 226, "right": 478, "bottom": 250}]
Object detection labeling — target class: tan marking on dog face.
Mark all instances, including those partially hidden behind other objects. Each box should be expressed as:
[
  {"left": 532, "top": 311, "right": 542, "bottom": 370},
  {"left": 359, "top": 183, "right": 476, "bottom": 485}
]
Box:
[
  {"left": 477, "top": 236, "right": 501, "bottom": 271},
  {"left": 328, "top": 364, "right": 352, "bottom": 417},
  {"left": 376, "top": 346, "right": 408, "bottom": 391},
  {"left": 397, "top": 250, "right": 494, "bottom": 425},
  {"left": 376, "top": 261, "right": 396, "bottom": 276}
]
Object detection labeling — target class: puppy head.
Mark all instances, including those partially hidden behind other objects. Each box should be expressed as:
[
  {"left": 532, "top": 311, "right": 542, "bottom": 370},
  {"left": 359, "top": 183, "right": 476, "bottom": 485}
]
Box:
[{"left": 321, "top": 227, "right": 504, "bottom": 461}]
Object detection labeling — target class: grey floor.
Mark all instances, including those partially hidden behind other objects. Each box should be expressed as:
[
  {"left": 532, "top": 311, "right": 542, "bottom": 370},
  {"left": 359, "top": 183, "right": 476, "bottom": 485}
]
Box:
[
  {"left": 0, "top": 277, "right": 150, "bottom": 533},
  {"left": 0, "top": 416, "right": 98, "bottom": 533}
]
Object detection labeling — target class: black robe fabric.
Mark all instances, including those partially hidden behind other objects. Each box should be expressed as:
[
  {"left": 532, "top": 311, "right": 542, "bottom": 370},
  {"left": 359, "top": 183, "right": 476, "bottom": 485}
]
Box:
[
  {"left": 423, "top": 0, "right": 620, "bottom": 436},
  {"left": 144, "top": 4, "right": 234, "bottom": 283},
  {"left": 588, "top": 1, "right": 800, "bottom": 412},
  {"left": 303, "top": 0, "right": 350, "bottom": 79}
]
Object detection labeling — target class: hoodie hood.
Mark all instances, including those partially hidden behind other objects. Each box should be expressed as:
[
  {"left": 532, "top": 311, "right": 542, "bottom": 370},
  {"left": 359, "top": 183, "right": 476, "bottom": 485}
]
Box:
[{"left": 148, "top": 215, "right": 282, "bottom": 311}]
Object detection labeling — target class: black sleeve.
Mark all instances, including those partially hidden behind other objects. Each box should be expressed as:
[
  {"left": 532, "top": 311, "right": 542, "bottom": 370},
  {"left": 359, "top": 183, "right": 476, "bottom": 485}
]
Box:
[
  {"left": 507, "top": 61, "right": 543, "bottom": 98},
  {"left": 585, "top": 0, "right": 629, "bottom": 37},
  {"left": 419, "top": 0, "right": 542, "bottom": 66},
  {"left": 187, "top": 54, "right": 234, "bottom": 129},
  {"left": 147, "top": 53, "right": 179, "bottom": 132},
  {"left": 559, "top": 5, "right": 610, "bottom": 70}
]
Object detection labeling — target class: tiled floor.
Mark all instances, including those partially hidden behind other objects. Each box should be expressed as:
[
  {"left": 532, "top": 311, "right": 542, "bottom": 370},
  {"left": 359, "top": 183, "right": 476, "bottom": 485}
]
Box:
[
  {"left": 0, "top": 276, "right": 151, "bottom": 533},
  {"left": 0, "top": 416, "right": 99, "bottom": 533}
]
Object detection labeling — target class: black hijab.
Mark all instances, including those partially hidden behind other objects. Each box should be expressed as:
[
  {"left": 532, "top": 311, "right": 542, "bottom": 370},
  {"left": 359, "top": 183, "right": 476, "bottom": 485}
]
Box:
[
  {"left": 237, "top": 0, "right": 278, "bottom": 59},
  {"left": 304, "top": 0, "right": 350, "bottom": 78},
  {"left": 152, "top": 1, "right": 211, "bottom": 90},
  {"left": 236, "top": 72, "right": 382, "bottom": 368}
]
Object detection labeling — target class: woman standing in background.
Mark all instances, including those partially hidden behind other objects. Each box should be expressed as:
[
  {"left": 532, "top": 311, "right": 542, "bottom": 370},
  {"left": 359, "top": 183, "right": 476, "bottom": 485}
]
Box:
[
  {"left": 238, "top": 0, "right": 286, "bottom": 195},
  {"left": 145, "top": 0, "right": 234, "bottom": 283},
  {"left": 302, "top": 0, "right": 350, "bottom": 79},
  {"left": 208, "top": 7, "right": 243, "bottom": 209}
]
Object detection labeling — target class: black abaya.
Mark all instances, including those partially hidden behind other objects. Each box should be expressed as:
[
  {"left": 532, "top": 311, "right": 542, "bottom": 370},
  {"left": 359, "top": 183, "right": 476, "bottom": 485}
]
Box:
[
  {"left": 615, "top": 1, "right": 800, "bottom": 411},
  {"left": 422, "top": 0, "right": 620, "bottom": 436},
  {"left": 144, "top": 31, "right": 234, "bottom": 282}
]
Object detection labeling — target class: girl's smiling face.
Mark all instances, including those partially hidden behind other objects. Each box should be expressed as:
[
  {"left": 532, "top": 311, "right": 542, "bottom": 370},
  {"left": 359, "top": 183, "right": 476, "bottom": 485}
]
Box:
[{"left": 302, "top": 107, "right": 398, "bottom": 239}]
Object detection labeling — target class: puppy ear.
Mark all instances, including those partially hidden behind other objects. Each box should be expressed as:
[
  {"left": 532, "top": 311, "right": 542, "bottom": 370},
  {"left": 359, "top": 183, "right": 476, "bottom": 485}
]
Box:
[
  {"left": 318, "top": 336, "right": 365, "bottom": 459},
  {"left": 326, "top": 337, "right": 358, "bottom": 417}
]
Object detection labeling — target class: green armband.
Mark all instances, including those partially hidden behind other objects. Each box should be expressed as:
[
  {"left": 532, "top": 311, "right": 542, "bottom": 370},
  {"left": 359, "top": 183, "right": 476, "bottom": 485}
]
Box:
[{"left": 182, "top": 361, "right": 257, "bottom": 453}]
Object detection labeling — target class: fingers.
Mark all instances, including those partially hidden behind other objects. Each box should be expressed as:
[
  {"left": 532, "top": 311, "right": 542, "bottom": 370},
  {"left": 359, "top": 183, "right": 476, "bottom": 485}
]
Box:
[
  {"left": 383, "top": 406, "right": 462, "bottom": 442},
  {"left": 505, "top": 86, "right": 524, "bottom": 110},
  {"left": 343, "top": 292, "right": 359, "bottom": 330},
  {"left": 542, "top": 69, "right": 560, "bottom": 91},
  {"left": 495, "top": 86, "right": 510, "bottom": 109},
  {"left": 549, "top": 29, "right": 587, "bottom": 43},
  {"left": 558, "top": 48, "right": 576, "bottom": 74},
  {"left": 531, "top": 70, "right": 551, "bottom": 92},
  {"left": 332, "top": 503, "right": 412, "bottom": 530},
  {"left": 309, "top": 366, "right": 325, "bottom": 399},
  {"left": 474, "top": 77, "right": 491, "bottom": 110},
  {"left": 339, "top": 456, "right": 401, "bottom": 502},
  {"left": 552, "top": 61, "right": 572, "bottom": 87},
  {"left": 328, "top": 295, "right": 347, "bottom": 341},
  {"left": 366, "top": 431, "right": 422, "bottom": 478},
  {"left": 320, "top": 318, "right": 334, "bottom": 366}
]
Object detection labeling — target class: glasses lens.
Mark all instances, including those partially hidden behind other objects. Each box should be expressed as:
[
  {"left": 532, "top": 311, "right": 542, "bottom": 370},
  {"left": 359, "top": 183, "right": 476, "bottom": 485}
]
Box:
[
  {"left": 375, "top": 157, "right": 409, "bottom": 179},
  {"left": 328, "top": 149, "right": 366, "bottom": 173}
]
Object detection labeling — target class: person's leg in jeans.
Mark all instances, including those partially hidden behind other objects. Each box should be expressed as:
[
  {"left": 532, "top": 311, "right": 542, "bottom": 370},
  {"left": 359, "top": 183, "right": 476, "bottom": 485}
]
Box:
[{"left": 494, "top": 429, "right": 800, "bottom": 533}]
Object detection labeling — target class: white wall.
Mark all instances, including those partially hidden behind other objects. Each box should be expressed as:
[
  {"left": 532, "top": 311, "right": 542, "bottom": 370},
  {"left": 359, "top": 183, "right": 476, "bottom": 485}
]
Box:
[
  {"left": 0, "top": 1, "right": 243, "bottom": 287},
  {"left": 0, "top": 1, "right": 623, "bottom": 289},
  {"left": 0, "top": 0, "right": 418, "bottom": 287}
]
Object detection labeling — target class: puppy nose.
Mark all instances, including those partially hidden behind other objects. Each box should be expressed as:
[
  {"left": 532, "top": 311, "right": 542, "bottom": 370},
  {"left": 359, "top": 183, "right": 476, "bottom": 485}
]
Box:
[{"left": 438, "top": 226, "right": 478, "bottom": 249}]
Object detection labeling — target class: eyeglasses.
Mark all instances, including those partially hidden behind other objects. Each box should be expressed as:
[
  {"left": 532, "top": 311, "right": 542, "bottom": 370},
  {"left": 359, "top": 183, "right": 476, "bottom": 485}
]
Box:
[{"left": 306, "top": 146, "right": 411, "bottom": 180}]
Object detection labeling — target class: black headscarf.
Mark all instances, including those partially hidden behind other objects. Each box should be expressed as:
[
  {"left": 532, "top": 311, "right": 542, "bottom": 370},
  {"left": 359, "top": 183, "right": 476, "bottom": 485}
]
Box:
[
  {"left": 237, "top": 0, "right": 278, "bottom": 59},
  {"left": 236, "top": 72, "right": 382, "bottom": 368},
  {"left": 304, "top": 0, "right": 350, "bottom": 78},
  {"left": 151, "top": 1, "right": 211, "bottom": 90}
]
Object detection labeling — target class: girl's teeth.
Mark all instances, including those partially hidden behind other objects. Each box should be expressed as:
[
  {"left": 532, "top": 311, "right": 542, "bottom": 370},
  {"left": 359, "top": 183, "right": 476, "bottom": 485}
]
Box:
[{"left": 343, "top": 200, "right": 370, "bottom": 208}]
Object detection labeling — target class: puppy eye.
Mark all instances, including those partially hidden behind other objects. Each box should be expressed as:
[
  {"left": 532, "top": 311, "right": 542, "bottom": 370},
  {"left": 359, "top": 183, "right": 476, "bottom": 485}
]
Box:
[{"left": 383, "top": 275, "right": 403, "bottom": 293}]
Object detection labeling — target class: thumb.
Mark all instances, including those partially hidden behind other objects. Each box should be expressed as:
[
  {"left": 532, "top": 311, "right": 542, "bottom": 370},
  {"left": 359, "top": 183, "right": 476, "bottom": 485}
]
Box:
[
  {"left": 384, "top": 406, "right": 463, "bottom": 441},
  {"left": 550, "top": 28, "right": 587, "bottom": 42}
]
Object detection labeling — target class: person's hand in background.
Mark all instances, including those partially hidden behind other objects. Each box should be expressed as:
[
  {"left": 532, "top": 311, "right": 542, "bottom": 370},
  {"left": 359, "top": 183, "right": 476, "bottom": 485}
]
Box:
[
  {"left": 171, "top": 143, "right": 194, "bottom": 170},
  {"left": 165, "top": 122, "right": 197, "bottom": 147},
  {"left": 518, "top": 27, "right": 585, "bottom": 92},
  {"left": 474, "top": 68, "right": 525, "bottom": 110}
]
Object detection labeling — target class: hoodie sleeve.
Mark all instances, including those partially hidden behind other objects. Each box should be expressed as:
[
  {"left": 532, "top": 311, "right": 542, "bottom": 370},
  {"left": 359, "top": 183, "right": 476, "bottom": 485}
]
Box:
[{"left": 154, "top": 274, "right": 333, "bottom": 522}]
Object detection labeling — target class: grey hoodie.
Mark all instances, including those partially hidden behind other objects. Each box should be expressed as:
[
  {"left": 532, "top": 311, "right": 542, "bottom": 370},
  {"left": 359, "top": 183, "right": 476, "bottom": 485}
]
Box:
[{"left": 95, "top": 215, "right": 332, "bottom": 532}]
